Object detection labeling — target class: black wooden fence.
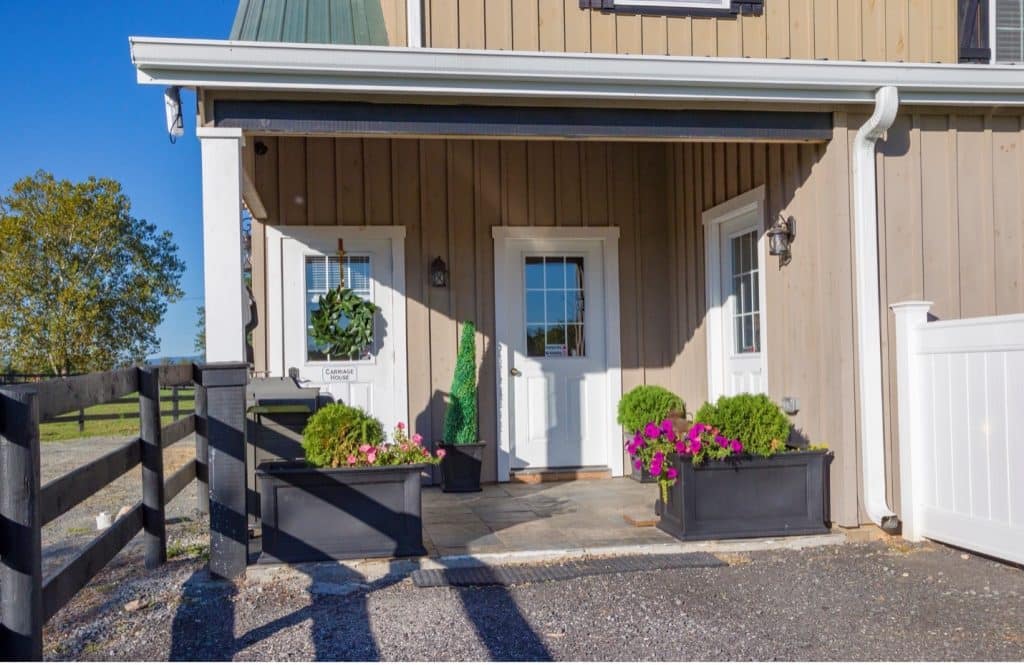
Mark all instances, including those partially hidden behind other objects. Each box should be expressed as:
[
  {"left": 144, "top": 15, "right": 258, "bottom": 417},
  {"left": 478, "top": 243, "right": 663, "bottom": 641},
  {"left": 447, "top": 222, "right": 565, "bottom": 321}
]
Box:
[{"left": 0, "top": 364, "right": 208, "bottom": 660}]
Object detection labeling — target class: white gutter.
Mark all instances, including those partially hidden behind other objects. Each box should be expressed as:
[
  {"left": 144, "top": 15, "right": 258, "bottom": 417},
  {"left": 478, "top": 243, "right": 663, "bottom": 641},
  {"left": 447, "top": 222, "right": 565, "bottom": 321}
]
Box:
[
  {"left": 406, "top": 0, "right": 422, "bottom": 49},
  {"left": 129, "top": 37, "right": 1024, "bottom": 106},
  {"left": 852, "top": 86, "right": 900, "bottom": 532}
]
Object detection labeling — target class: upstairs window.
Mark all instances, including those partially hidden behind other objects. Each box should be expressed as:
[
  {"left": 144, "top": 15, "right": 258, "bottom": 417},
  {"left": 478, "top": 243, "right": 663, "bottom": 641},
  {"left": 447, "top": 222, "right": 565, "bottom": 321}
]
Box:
[
  {"left": 578, "top": 0, "right": 763, "bottom": 17},
  {"left": 994, "top": 0, "right": 1024, "bottom": 63}
]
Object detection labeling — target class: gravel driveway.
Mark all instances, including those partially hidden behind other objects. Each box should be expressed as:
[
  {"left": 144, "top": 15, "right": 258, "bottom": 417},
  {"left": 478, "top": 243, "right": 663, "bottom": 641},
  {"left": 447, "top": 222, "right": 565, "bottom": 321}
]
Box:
[{"left": 42, "top": 535, "right": 1023, "bottom": 661}]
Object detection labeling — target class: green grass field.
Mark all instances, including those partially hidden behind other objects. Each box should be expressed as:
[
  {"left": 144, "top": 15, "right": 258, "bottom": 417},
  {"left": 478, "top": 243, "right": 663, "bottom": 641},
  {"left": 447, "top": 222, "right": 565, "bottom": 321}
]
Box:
[{"left": 39, "top": 389, "right": 196, "bottom": 442}]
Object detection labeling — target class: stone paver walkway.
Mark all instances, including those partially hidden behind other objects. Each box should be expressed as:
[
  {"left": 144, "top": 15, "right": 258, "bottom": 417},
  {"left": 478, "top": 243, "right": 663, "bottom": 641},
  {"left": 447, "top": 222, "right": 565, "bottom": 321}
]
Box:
[{"left": 420, "top": 478, "right": 676, "bottom": 555}]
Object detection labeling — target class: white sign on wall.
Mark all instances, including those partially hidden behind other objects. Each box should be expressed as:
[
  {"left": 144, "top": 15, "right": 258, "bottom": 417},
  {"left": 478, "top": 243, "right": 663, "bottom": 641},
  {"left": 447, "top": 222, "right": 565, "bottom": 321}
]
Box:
[{"left": 322, "top": 366, "right": 357, "bottom": 383}]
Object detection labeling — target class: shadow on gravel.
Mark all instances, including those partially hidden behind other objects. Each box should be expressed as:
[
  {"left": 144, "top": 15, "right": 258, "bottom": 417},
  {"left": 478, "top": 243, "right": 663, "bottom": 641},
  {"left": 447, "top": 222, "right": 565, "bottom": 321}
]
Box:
[
  {"left": 446, "top": 557, "right": 553, "bottom": 661},
  {"left": 168, "top": 554, "right": 417, "bottom": 660}
]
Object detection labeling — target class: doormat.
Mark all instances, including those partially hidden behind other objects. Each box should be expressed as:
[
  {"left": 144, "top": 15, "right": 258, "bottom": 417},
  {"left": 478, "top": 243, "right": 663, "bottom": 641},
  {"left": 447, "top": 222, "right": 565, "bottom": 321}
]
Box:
[{"left": 410, "top": 552, "right": 726, "bottom": 588}]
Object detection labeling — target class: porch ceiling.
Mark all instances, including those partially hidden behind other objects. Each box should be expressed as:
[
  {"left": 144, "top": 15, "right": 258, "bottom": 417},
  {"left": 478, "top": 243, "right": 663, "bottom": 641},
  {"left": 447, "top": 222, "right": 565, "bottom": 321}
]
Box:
[{"left": 213, "top": 100, "right": 833, "bottom": 142}]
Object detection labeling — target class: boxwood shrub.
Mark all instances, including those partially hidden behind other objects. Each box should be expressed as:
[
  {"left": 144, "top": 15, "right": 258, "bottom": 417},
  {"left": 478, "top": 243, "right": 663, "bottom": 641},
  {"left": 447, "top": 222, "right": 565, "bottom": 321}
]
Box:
[
  {"left": 617, "top": 385, "right": 685, "bottom": 435},
  {"left": 302, "top": 403, "right": 384, "bottom": 468},
  {"left": 693, "top": 393, "right": 790, "bottom": 457}
]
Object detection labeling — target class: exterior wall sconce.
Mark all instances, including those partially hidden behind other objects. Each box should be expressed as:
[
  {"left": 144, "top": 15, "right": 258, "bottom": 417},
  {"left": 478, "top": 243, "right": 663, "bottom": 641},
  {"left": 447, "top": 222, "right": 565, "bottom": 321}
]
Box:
[
  {"left": 767, "top": 214, "right": 796, "bottom": 266},
  {"left": 430, "top": 256, "right": 449, "bottom": 288}
]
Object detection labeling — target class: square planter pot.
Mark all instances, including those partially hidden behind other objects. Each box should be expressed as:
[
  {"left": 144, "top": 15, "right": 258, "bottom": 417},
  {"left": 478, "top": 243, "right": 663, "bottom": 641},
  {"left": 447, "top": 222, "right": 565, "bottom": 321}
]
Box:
[
  {"left": 257, "top": 461, "right": 427, "bottom": 563},
  {"left": 439, "top": 442, "right": 485, "bottom": 493},
  {"left": 658, "top": 450, "right": 832, "bottom": 541},
  {"left": 630, "top": 464, "right": 658, "bottom": 484}
]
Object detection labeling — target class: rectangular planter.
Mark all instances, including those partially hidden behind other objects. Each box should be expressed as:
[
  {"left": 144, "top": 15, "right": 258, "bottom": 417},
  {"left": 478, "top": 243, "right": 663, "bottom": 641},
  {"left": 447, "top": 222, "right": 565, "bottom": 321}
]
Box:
[
  {"left": 257, "top": 462, "right": 427, "bottom": 563},
  {"left": 658, "top": 450, "right": 832, "bottom": 541}
]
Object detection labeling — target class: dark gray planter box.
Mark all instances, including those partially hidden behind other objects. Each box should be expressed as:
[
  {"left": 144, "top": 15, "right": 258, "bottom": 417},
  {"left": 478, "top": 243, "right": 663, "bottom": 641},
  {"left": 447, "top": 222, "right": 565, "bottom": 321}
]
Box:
[
  {"left": 658, "top": 450, "right": 832, "bottom": 541},
  {"left": 439, "top": 442, "right": 485, "bottom": 493},
  {"left": 256, "top": 462, "right": 427, "bottom": 563},
  {"left": 630, "top": 463, "right": 657, "bottom": 484}
]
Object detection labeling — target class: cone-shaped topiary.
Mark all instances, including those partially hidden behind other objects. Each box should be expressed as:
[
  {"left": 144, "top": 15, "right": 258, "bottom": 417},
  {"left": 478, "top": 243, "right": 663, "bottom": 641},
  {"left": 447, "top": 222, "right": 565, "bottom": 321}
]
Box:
[{"left": 442, "top": 321, "right": 479, "bottom": 445}]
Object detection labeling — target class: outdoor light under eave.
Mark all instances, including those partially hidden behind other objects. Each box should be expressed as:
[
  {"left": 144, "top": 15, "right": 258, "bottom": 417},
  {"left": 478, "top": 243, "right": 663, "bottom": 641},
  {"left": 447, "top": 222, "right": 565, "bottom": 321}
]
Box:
[
  {"left": 430, "top": 256, "right": 449, "bottom": 288},
  {"left": 768, "top": 214, "right": 795, "bottom": 265}
]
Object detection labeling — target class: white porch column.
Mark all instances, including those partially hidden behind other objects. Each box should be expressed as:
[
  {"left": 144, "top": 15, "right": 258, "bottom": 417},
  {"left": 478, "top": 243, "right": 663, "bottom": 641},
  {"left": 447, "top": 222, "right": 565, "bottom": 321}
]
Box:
[
  {"left": 889, "top": 301, "right": 932, "bottom": 542},
  {"left": 197, "top": 127, "right": 246, "bottom": 363}
]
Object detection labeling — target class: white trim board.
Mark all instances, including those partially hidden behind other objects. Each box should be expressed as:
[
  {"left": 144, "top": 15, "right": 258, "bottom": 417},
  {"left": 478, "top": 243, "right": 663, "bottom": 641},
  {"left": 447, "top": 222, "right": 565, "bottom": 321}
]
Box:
[
  {"left": 130, "top": 37, "right": 1024, "bottom": 107},
  {"left": 264, "top": 224, "right": 408, "bottom": 425},
  {"left": 492, "top": 226, "right": 622, "bottom": 481},
  {"left": 702, "top": 185, "right": 769, "bottom": 401}
]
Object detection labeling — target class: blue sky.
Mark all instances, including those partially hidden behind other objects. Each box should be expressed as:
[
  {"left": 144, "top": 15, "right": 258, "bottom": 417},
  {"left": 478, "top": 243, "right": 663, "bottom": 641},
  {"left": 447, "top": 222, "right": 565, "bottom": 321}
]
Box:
[{"left": 0, "top": 1, "right": 241, "bottom": 359}]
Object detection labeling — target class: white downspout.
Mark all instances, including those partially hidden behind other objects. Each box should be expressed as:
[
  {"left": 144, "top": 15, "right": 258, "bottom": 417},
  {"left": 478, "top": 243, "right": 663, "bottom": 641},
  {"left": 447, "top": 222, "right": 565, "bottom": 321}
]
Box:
[
  {"left": 852, "top": 86, "right": 900, "bottom": 531},
  {"left": 406, "top": 0, "right": 423, "bottom": 48}
]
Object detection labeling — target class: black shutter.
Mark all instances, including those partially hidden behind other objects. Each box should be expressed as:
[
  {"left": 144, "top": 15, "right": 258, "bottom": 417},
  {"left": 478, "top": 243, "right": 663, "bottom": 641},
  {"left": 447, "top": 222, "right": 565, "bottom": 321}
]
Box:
[{"left": 959, "top": 0, "right": 992, "bottom": 63}]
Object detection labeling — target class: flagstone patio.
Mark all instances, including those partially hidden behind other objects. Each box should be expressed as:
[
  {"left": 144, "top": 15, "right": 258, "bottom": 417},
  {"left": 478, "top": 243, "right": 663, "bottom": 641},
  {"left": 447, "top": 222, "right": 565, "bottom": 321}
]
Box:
[{"left": 420, "top": 478, "right": 676, "bottom": 556}]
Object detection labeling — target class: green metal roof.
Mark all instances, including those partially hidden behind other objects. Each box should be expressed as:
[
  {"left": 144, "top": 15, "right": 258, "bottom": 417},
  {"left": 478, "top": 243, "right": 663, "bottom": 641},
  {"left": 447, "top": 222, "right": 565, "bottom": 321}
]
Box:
[{"left": 230, "top": 0, "right": 389, "bottom": 46}]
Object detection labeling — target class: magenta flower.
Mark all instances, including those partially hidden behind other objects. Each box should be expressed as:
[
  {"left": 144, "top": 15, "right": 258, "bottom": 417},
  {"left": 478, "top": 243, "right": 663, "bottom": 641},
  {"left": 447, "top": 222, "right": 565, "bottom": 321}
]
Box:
[
  {"left": 675, "top": 441, "right": 688, "bottom": 454},
  {"left": 366, "top": 451, "right": 377, "bottom": 463},
  {"left": 346, "top": 455, "right": 357, "bottom": 465},
  {"left": 690, "top": 439, "right": 702, "bottom": 454},
  {"left": 412, "top": 433, "right": 423, "bottom": 444},
  {"left": 436, "top": 448, "right": 447, "bottom": 459},
  {"left": 358, "top": 444, "right": 372, "bottom": 453},
  {"left": 634, "top": 459, "right": 643, "bottom": 470},
  {"left": 730, "top": 439, "right": 743, "bottom": 453},
  {"left": 644, "top": 422, "right": 661, "bottom": 439},
  {"left": 396, "top": 421, "right": 406, "bottom": 430},
  {"left": 666, "top": 467, "right": 678, "bottom": 480}
]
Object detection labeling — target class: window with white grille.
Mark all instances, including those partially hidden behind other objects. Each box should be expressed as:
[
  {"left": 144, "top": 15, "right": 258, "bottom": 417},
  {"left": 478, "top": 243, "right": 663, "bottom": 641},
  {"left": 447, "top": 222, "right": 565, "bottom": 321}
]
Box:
[
  {"left": 305, "top": 255, "right": 372, "bottom": 361},
  {"left": 995, "top": 0, "right": 1024, "bottom": 63}
]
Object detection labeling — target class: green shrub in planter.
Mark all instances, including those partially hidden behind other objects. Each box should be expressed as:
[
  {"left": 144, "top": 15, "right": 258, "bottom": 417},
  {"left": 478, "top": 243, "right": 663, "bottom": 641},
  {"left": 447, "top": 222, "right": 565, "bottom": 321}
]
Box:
[
  {"left": 617, "top": 386, "right": 685, "bottom": 435},
  {"left": 693, "top": 393, "right": 790, "bottom": 457},
  {"left": 302, "top": 403, "right": 384, "bottom": 468},
  {"left": 442, "top": 321, "right": 479, "bottom": 445}
]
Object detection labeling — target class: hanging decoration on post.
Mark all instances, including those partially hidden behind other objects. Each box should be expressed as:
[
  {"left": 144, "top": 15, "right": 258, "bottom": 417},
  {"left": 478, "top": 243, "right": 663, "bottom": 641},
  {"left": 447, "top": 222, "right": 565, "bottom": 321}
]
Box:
[{"left": 309, "top": 239, "right": 379, "bottom": 360}]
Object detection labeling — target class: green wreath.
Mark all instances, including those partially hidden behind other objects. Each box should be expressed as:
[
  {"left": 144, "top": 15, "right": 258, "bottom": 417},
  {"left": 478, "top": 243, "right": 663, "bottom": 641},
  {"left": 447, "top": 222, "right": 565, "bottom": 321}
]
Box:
[{"left": 310, "top": 286, "right": 379, "bottom": 359}]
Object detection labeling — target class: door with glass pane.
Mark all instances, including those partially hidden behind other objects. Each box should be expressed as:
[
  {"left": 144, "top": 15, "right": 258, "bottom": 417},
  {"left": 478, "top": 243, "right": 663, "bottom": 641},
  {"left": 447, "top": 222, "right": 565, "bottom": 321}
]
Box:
[
  {"left": 281, "top": 232, "right": 402, "bottom": 429},
  {"left": 719, "top": 217, "right": 766, "bottom": 395},
  {"left": 508, "top": 243, "right": 608, "bottom": 470}
]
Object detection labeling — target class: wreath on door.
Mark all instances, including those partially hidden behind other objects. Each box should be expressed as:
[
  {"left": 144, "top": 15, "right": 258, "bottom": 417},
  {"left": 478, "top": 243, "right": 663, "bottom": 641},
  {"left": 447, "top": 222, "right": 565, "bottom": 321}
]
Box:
[{"left": 309, "top": 286, "right": 379, "bottom": 360}]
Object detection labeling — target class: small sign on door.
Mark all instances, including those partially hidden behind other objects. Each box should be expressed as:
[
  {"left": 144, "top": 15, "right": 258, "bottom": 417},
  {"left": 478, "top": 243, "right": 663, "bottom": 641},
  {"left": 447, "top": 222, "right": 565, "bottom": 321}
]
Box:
[
  {"left": 545, "top": 344, "right": 567, "bottom": 358},
  {"left": 322, "top": 366, "right": 357, "bottom": 383}
]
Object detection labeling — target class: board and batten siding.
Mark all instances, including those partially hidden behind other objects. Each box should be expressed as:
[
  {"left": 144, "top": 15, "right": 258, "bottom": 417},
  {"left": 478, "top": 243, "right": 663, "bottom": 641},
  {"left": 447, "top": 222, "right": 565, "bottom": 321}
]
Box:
[
  {"left": 245, "top": 110, "right": 1024, "bottom": 524},
  {"left": 249, "top": 137, "right": 677, "bottom": 483},
  {"left": 419, "top": 0, "right": 958, "bottom": 62}
]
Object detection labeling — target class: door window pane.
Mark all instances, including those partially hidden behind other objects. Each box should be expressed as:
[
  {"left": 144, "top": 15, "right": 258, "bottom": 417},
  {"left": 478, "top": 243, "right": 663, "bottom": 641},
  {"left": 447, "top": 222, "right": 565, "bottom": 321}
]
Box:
[
  {"left": 306, "top": 254, "right": 373, "bottom": 361},
  {"left": 730, "top": 230, "right": 761, "bottom": 355},
  {"left": 524, "top": 255, "right": 585, "bottom": 357}
]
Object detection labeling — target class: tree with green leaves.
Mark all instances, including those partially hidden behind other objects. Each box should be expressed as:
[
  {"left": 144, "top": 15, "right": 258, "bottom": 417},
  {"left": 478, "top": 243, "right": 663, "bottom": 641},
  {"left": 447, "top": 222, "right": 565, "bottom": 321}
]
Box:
[
  {"left": 442, "top": 321, "right": 479, "bottom": 444},
  {"left": 0, "top": 171, "right": 185, "bottom": 375}
]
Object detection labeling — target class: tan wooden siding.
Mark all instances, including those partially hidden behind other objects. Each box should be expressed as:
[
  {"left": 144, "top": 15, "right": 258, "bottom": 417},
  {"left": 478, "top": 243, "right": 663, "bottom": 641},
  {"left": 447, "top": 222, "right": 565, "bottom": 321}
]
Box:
[
  {"left": 422, "top": 0, "right": 958, "bottom": 62},
  {"left": 250, "top": 137, "right": 676, "bottom": 483},
  {"left": 246, "top": 110, "right": 1024, "bottom": 523},
  {"left": 380, "top": 0, "right": 408, "bottom": 45}
]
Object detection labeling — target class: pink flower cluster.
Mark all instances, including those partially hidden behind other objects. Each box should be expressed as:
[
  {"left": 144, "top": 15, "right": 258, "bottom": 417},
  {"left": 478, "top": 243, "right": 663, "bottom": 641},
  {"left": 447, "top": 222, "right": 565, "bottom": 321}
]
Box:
[{"left": 345, "top": 422, "right": 446, "bottom": 467}]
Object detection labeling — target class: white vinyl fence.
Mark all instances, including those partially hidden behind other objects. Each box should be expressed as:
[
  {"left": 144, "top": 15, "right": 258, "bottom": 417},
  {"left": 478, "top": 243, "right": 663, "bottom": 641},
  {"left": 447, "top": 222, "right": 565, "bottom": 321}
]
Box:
[{"left": 891, "top": 302, "right": 1024, "bottom": 565}]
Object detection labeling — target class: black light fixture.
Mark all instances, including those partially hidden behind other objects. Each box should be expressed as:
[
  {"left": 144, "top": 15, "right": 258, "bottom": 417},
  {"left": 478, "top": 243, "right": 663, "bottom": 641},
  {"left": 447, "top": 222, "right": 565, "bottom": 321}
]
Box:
[
  {"left": 767, "top": 214, "right": 795, "bottom": 265},
  {"left": 430, "top": 256, "right": 449, "bottom": 288}
]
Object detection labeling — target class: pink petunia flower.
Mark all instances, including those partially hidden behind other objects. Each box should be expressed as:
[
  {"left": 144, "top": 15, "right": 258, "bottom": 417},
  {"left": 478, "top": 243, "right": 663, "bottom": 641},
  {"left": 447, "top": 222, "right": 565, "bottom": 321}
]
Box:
[
  {"left": 396, "top": 422, "right": 406, "bottom": 430},
  {"left": 675, "top": 441, "right": 688, "bottom": 454},
  {"left": 358, "top": 444, "right": 372, "bottom": 453},
  {"left": 366, "top": 451, "right": 377, "bottom": 463},
  {"left": 412, "top": 433, "right": 423, "bottom": 444},
  {"left": 661, "top": 419, "right": 675, "bottom": 436},
  {"left": 730, "top": 440, "right": 743, "bottom": 453},
  {"left": 634, "top": 459, "right": 643, "bottom": 470},
  {"left": 644, "top": 422, "right": 661, "bottom": 439},
  {"left": 666, "top": 467, "right": 678, "bottom": 480},
  {"left": 347, "top": 455, "right": 357, "bottom": 465},
  {"left": 436, "top": 448, "right": 447, "bottom": 459}
]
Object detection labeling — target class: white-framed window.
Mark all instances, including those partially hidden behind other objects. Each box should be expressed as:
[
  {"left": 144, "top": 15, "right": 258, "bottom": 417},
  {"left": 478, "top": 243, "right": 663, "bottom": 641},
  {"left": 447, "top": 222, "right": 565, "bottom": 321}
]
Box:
[
  {"left": 524, "top": 256, "right": 586, "bottom": 358},
  {"left": 994, "top": 0, "right": 1024, "bottom": 63},
  {"left": 305, "top": 254, "right": 372, "bottom": 361},
  {"left": 729, "top": 230, "right": 761, "bottom": 355},
  {"left": 613, "top": 0, "right": 730, "bottom": 9}
]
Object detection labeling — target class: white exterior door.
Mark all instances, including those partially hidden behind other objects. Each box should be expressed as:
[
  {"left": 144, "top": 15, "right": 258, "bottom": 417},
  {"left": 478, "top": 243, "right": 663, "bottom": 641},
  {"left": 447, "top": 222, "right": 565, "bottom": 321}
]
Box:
[
  {"left": 267, "top": 226, "right": 408, "bottom": 430},
  {"left": 704, "top": 186, "right": 769, "bottom": 400},
  {"left": 494, "top": 229, "right": 622, "bottom": 479}
]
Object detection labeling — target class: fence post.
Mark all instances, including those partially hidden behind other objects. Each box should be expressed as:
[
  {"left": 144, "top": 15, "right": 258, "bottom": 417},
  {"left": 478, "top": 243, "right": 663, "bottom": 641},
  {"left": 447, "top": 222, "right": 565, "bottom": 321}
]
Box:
[
  {"left": 890, "top": 301, "right": 932, "bottom": 543},
  {"left": 0, "top": 389, "right": 43, "bottom": 661},
  {"left": 194, "top": 382, "right": 209, "bottom": 515},
  {"left": 171, "top": 386, "right": 180, "bottom": 421},
  {"left": 195, "top": 362, "right": 248, "bottom": 579},
  {"left": 77, "top": 408, "right": 85, "bottom": 433},
  {"left": 138, "top": 367, "right": 167, "bottom": 568}
]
